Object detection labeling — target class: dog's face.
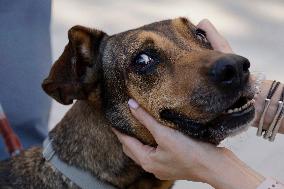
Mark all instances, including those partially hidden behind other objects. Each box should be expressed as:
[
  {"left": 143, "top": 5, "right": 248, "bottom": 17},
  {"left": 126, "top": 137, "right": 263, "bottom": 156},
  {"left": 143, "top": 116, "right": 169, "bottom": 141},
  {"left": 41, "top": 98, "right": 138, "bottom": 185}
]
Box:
[{"left": 43, "top": 18, "right": 255, "bottom": 145}]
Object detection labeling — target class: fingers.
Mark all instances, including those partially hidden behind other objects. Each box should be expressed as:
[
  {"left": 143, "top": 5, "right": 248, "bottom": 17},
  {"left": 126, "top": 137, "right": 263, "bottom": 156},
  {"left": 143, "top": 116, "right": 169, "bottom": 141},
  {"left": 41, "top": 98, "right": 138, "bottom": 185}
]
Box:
[
  {"left": 112, "top": 128, "right": 155, "bottom": 166},
  {"left": 112, "top": 128, "right": 171, "bottom": 178},
  {"left": 197, "top": 19, "right": 233, "bottom": 54},
  {"left": 128, "top": 99, "right": 172, "bottom": 139}
]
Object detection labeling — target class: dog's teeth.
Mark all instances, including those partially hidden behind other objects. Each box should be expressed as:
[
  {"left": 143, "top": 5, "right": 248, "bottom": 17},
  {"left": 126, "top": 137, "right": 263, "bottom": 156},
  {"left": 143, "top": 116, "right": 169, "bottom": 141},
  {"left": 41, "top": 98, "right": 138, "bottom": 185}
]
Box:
[
  {"left": 233, "top": 108, "right": 239, "bottom": 112},
  {"left": 226, "top": 98, "right": 255, "bottom": 114},
  {"left": 228, "top": 109, "right": 233, "bottom": 114}
]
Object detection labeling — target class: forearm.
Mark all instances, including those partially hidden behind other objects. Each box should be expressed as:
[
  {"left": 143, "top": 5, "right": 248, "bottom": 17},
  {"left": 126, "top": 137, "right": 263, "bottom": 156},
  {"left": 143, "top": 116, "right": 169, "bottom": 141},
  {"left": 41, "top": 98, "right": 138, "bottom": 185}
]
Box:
[
  {"left": 253, "top": 80, "right": 284, "bottom": 134},
  {"left": 197, "top": 149, "right": 264, "bottom": 189}
]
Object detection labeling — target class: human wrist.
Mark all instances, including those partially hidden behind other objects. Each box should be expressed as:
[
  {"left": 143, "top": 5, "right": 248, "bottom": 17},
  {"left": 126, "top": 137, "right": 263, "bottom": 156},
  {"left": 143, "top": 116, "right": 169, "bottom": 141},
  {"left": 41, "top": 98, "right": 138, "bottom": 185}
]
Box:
[
  {"left": 197, "top": 148, "right": 264, "bottom": 189},
  {"left": 253, "top": 80, "right": 284, "bottom": 133}
]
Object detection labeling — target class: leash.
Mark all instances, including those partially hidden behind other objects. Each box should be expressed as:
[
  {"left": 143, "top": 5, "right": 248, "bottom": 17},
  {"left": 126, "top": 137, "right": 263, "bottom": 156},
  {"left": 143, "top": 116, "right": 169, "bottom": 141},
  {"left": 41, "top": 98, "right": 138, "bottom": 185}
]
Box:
[
  {"left": 42, "top": 137, "right": 116, "bottom": 189},
  {"left": 0, "top": 103, "right": 22, "bottom": 156}
]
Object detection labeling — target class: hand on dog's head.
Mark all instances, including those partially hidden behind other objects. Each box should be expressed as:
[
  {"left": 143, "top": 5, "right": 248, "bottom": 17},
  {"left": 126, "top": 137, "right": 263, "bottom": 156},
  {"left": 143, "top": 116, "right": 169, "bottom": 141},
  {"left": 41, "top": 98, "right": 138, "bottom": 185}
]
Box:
[{"left": 42, "top": 18, "right": 255, "bottom": 145}]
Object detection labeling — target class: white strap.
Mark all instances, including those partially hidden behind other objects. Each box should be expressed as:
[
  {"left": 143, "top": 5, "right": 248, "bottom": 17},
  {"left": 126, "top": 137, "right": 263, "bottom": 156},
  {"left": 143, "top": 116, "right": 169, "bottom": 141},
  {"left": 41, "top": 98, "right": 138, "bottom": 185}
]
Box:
[{"left": 43, "top": 138, "right": 116, "bottom": 189}]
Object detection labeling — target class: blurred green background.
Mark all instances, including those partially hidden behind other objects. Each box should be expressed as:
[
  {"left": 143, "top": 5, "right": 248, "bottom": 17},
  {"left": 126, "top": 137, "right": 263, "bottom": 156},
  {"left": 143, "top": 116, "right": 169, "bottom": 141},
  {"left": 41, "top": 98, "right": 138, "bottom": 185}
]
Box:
[{"left": 49, "top": 1, "right": 284, "bottom": 188}]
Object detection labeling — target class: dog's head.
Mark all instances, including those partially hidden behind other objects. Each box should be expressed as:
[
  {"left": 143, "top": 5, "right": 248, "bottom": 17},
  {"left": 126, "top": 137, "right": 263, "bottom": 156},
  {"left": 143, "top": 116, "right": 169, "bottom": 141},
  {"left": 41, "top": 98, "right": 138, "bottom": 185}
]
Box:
[{"left": 43, "top": 18, "right": 255, "bottom": 145}]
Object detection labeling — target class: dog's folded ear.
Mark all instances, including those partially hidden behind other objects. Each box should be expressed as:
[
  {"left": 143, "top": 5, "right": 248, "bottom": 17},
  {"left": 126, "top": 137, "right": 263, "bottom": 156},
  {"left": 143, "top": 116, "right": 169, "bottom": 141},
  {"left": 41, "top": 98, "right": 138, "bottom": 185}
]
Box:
[{"left": 42, "top": 26, "right": 107, "bottom": 105}]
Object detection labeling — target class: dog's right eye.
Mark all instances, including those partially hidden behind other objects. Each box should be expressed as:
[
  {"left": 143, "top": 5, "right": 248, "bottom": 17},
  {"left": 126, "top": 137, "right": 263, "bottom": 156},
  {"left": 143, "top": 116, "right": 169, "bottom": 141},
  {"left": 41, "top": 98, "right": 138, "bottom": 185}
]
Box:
[
  {"left": 136, "top": 54, "right": 154, "bottom": 65},
  {"left": 132, "top": 53, "right": 158, "bottom": 75}
]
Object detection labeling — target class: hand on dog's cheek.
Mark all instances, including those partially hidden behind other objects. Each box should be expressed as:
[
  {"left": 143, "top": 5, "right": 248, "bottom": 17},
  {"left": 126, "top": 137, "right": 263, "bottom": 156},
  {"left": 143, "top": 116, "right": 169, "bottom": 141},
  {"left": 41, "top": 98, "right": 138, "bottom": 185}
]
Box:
[
  {"left": 113, "top": 99, "right": 228, "bottom": 181},
  {"left": 113, "top": 99, "right": 264, "bottom": 188}
]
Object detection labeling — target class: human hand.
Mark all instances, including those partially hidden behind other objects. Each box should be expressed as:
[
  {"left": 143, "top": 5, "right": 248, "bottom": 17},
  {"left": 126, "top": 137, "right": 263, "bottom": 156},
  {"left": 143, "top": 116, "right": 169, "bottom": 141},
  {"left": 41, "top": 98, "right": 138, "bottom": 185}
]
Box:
[
  {"left": 112, "top": 99, "right": 227, "bottom": 181},
  {"left": 113, "top": 99, "right": 264, "bottom": 189},
  {"left": 252, "top": 80, "right": 284, "bottom": 133},
  {"left": 197, "top": 19, "right": 233, "bottom": 53}
]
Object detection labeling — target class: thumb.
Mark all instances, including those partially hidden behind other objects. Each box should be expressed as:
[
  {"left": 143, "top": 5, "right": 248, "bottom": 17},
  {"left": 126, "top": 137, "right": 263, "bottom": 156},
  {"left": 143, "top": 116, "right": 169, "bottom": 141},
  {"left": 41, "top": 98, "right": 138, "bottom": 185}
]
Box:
[{"left": 197, "top": 19, "right": 233, "bottom": 53}]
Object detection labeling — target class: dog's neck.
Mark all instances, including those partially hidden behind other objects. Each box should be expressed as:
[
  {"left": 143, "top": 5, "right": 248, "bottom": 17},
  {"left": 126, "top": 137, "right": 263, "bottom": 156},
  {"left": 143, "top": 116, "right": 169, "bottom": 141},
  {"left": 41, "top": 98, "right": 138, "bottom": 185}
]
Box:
[{"left": 49, "top": 101, "right": 143, "bottom": 187}]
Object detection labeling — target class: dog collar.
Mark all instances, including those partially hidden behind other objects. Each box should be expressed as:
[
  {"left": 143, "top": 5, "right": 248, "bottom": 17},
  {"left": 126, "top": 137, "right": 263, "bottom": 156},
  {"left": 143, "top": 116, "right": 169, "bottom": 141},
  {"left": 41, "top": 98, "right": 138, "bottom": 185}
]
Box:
[{"left": 42, "top": 137, "right": 116, "bottom": 189}]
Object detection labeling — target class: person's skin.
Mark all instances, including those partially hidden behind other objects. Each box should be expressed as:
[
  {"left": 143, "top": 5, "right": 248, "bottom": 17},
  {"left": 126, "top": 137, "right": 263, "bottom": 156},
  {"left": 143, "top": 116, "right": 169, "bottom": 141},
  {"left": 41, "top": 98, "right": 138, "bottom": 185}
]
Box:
[
  {"left": 113, "top": 19, "right": 283, "bottom": 189},
  {"left": 253, "top": 80, "right": 284, "bottom": 133}
]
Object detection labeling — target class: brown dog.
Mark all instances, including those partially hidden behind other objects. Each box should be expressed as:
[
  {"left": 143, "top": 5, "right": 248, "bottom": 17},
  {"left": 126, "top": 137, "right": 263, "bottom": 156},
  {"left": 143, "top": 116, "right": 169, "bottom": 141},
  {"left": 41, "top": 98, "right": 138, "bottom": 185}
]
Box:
[{"left": 0, "top": 17, "right": 256, "bottom": 189}]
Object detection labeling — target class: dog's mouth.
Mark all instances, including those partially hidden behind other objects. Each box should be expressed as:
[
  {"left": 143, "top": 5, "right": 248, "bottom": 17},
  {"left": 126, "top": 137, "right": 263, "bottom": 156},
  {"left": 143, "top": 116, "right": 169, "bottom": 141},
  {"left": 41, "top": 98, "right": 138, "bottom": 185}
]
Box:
[
  {"left": 160, "top": 95, "right": 255, "bottom": 144},
  {"left": 223, "top": 96, "right": 255, "bottom": 115}
]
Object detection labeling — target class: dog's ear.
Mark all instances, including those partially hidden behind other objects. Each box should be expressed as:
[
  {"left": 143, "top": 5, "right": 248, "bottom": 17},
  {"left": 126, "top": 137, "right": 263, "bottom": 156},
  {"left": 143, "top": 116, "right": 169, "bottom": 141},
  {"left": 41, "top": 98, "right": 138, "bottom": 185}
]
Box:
[{"left": 42, "top": 25, "right": 106, "bottom": 105}]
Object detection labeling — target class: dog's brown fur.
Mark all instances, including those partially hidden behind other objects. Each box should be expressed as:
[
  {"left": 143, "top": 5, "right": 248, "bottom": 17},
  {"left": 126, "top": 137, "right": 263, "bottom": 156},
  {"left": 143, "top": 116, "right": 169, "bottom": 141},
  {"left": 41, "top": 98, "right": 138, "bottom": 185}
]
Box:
[{"left": 0, "top": 17, "right": 255, "bottom": 189}]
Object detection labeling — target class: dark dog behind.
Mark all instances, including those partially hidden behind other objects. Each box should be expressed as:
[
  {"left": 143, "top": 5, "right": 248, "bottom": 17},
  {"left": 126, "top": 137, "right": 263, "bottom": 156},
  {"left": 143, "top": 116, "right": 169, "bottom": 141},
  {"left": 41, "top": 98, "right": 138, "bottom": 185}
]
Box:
[{"left": 0, "top": 17, "right": 255, "bottom": 189}]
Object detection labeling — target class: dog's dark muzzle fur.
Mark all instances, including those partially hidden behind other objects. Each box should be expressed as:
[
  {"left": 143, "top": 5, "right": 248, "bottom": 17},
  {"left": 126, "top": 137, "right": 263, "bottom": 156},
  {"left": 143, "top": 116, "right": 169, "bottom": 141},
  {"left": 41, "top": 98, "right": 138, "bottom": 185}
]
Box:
[{"left": 159, "top": 54, "right": 255, "bottom": 144}]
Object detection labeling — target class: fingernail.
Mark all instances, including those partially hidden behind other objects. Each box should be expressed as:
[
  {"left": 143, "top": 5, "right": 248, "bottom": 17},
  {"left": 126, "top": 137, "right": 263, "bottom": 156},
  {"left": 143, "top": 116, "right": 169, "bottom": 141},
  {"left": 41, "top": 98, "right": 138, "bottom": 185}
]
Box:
[{"left": 128, "top": 99, "right": 139, "bottom": 109}]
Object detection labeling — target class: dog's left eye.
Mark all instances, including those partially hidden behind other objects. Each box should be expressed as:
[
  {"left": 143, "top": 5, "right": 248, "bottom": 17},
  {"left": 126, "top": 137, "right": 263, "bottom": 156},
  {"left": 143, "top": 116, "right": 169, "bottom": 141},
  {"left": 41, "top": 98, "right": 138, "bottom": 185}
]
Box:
[
  {"left": 132, "top": 53, "right": 158, "bottom": 75},
  {"left": 195, "top": 28, "right": 208, "bottom": 43}
]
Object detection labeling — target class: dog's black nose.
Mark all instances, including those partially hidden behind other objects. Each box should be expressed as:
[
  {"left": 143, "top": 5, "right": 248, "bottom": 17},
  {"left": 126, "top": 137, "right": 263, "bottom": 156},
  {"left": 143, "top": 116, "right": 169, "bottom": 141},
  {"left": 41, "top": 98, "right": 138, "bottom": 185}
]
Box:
[{"left": 210, "top": 55, "right": 250, "bottom": 88}]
